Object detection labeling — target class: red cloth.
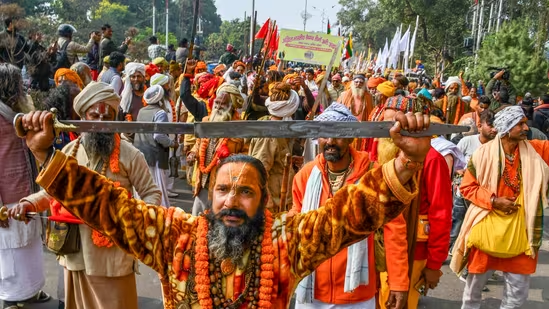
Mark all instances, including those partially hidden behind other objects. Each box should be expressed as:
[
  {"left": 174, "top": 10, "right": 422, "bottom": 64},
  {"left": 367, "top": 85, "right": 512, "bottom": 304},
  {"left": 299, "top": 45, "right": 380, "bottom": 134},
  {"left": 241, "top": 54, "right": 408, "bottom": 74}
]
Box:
[
  {"left": 91, "top": 69, "right": 99, "bottom": 81},
  {"left": 414, "top": 147, "right": 453, "bottom": 270}
]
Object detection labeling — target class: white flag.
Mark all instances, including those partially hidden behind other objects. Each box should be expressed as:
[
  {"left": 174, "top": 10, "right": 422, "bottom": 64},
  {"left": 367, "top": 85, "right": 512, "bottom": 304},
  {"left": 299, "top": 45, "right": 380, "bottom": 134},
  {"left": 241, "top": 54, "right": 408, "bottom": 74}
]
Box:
[
  {"left": 409, "top": 15, "right": 419, "bottom": 63},
  {"left": 400, "top": 26, "right": 411, "bottom": 57}
]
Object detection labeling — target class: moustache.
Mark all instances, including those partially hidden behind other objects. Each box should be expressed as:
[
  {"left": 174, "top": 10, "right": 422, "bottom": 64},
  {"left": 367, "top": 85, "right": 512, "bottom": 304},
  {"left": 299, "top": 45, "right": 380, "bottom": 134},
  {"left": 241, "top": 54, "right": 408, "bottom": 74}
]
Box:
[
  {"left": 215, "top": 208, "right": 249, "bottom": 220},
  {"left": 324, "top": 145, "right": 341, "bottom": 152}
]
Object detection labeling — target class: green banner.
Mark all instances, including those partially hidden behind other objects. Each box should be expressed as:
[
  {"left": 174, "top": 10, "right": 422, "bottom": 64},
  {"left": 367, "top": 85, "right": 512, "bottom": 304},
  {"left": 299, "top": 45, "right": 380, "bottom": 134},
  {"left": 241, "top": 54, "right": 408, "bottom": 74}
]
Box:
[{"left": 278, "top": 29, "right": 342, "bottom": 66}]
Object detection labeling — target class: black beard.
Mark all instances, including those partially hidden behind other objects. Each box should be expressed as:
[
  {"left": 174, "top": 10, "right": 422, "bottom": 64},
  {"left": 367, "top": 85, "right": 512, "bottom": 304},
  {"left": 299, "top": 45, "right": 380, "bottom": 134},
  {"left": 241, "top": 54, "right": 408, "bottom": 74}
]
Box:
[
  {"left": 206, "top": 207, "right": 264, "bottom": 266},
  {"left": 82, "top": 132, "right": 115, "bottom": 158},
  {"left": 323, "top": 144, "right": 343, "bottom": 162}
]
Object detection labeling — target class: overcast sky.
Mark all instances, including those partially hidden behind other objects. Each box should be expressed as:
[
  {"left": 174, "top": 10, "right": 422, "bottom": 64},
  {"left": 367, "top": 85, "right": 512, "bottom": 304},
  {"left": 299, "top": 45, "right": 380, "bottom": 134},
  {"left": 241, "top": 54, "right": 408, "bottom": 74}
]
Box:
[{"left": 215, "top": 0, "right": 341, "bottom": 33}]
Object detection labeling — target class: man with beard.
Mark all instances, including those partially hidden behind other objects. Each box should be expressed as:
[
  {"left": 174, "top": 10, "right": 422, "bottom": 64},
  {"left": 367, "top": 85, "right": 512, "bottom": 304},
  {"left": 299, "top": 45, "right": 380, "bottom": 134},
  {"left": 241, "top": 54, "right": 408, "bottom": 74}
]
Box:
[
  {"left": 119, "top": 62, "right": 146, "bottom": 122},
  {"left": 328, "top": 74, "right": 345, "bottom": 102},
  {"left": 16, "top": 82, "right": 161, "bottom": 309},
  {"left": 249, "top": 82, "right": 300, "bottom": 210},
  {"left": 187, "top": 82, "right": 248, "bottom": 215},
  {"left": 453, "top": 106, "right": 549, "bottom": 309},
  {"left": 18, "top": 102, "right": 432, "bottom": 309},
  {"left": 442, "top": 76, "right": 466, "bottom": 125},
  {"left": 70, "top": 62, "right": 93, "bottom": 87},
  {"left": 371, "top": 102, "right": 452, "bottom": 309},
  {"left": 290, "top": 103, "right": 410, "bottom": 309},
  {"left": 134, "top": 85, "right": 179, "bottom": 207},
  {"left": 0, "top": 63, "right": 50, "bottom": 309},
  {"left": 337, "top": 74, "right": 374, "bottom": 122}
]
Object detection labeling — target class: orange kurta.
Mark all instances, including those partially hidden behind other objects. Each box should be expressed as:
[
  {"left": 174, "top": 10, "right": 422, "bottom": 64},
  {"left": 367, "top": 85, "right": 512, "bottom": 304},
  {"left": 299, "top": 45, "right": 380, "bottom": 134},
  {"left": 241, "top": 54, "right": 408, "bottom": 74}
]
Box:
[
  {"left": 289, "top": 148, "right": 410, "bottom": 304},
  {"left": 460, "top": 139, "right": 549, "bottom": 274}
]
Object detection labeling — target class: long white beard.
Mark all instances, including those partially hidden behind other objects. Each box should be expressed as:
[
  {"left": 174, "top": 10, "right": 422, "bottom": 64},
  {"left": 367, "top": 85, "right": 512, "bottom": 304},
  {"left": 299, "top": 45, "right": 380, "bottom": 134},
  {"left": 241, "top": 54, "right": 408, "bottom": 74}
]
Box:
[
  {"left": 351, "top": 83, "right": 366, "bottom": 98},
  {"left": 210, "top": 105, "right": 233, "bottom": 122}
]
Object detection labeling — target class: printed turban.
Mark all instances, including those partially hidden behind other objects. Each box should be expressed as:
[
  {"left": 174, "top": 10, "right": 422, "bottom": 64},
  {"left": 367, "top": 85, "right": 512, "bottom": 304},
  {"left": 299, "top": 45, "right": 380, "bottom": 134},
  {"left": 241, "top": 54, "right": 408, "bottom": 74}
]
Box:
[
  {"left": 283, "top": 73, "right": 298, "bottom": 84},
  {"left": 214, "top": 64, "right": 227, "bottom": 75},
  {"left": 54, "top": 68, "right": 84, "bottom": 90},
  {"left": 125, "top": 62, "right": 145, "bottom": 77},
  {"left": 151, "top": 73, "right": 169, "bottom": 86},
  {"left": 143, "top": 85, "right": 165, "bottom": 105},
  {"left": 216, "top": 83, "right": 244, "bottom": 109},
  {"left": 494, "top": 105, "right": 525, "bottom": 136},
  {"left": 385, "top": 95, "right": 415, "bottom": 113},
  {"left": 73, "top": 82, "right": 120, "bottom": 117},
  {"left": 377, "top": 81, "right": 396, "bottom": 98},
  {"left": 265, "top": 89, "right": 300, "bottom": 120},
  {"left": 314, "top": 103, "right": 357, "bottom": 122}
]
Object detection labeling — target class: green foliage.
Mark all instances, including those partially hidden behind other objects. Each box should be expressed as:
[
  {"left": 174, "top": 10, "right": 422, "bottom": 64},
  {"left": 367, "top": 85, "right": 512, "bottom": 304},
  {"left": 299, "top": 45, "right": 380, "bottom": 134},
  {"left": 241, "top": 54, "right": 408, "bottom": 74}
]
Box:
[
  {"left": 468, "top": 20, "right": 549, "bottom": 96},
  {"left": 204, "top": 18, "right": 261, "bottom": 61}
]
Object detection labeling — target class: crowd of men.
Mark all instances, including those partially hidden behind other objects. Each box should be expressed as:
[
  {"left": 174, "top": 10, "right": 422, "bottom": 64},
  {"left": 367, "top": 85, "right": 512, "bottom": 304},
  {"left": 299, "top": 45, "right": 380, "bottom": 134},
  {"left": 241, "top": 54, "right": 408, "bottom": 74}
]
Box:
[{"left": 0, "top": 17, "right": 548, "bottom": 309}]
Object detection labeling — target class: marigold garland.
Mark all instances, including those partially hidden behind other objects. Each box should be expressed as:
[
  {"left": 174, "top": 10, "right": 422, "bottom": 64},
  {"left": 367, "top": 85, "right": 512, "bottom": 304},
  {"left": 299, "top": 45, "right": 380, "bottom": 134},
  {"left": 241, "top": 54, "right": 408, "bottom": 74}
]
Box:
[
  {"left": 169, "top": 99, "right": 177, "bottom": 122},
  {"left": 194, "top": 210, "right": 275, "bottom": 309},
  {"left": 198, "top": 138, "right": 228, "bottom": 174}
]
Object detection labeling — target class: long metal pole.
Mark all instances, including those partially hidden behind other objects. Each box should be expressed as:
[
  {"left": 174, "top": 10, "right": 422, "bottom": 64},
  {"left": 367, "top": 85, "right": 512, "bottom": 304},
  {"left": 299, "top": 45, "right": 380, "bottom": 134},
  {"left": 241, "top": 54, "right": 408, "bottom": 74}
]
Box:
[
  {"left": 152, "top": 0, "right": 156, "bottom": 34},
  {"left": 476, "top": 0, "right": 484, "bottom": 52},
  {"left": 249, "top": 0, "right": 255, "bottom": 56},
  {"left": 250, "top": 11, "right": 257, "bottom": 63},
  {"left": 488, "top": 2, "right": 494, "bottom": 33},
  {"left": 496, "top": 0, "right": 503, "bottom": 32},
  {"left": 165, "top": 0, "right": 169, "bottom": 48},
  {"left": 471, "top": 5, "right": 477, "bottom": 52}
]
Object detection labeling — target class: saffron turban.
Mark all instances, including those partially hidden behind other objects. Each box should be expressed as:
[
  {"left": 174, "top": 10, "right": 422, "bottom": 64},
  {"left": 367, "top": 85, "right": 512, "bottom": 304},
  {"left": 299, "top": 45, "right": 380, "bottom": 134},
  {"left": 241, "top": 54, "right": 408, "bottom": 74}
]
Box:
[
  {"left": 314, "top": 103, "right": 357, "bottom": 122},
  {"left": 233, "top": 61, "right": 246, "bottom": 69},
  {"left": 216, "top": 83, "right": 244, "bottom": 109},
  {"left": 268, "top": 65, "right": 278, "bottom": 71},
  {"left": 145, "top": 64, "right": 160, "bottom": 79},
  {"left": 494, "top": 105, "right": 525, "bottom": 136},
  {"left": 151, "top": 73, "right": 169, "bottom": 86},
  {"left": 367, "top": 76, "right": 385, "bottom": 89},
  {"left": 283, "top": 73, "right": 298, "bottom": 84},
  {"left": 377, "top": 81, "right": 396, "bottom": 98},
  {"left": 214, "top": 64, "right": 227, "bottom": 75},
  {"left": 143, "top": 85, "right": 165, "bottom": 105},
  {"left": 195, "top": 61, "right": 207, "bottom": 74},
  {"left": 73, "top": 81, "right": 120, "bottom": 118},
  {"left": 265, "top": 89, "right": 300, "bottom": 120},
  {"left": 54, "top": 68, "right": 84, "bottom": 89}
]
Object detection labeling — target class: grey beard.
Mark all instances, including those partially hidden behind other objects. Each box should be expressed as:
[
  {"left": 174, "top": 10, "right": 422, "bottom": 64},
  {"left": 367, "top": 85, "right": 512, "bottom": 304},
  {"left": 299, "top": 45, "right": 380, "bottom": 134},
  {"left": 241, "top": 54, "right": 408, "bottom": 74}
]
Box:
[
  {"left": 210, "top": 106, "right": 233, "bottom": 122},
  {"left": 82, "top": 132, "right": 115, "bottom": 159},
  {"left": 323, "top": 145, "right": 343, "bottom": 162},
  {"left": 206, "top": 208, "right": 264, "bottom": 266},
  {"left": 132, "top": 82, "right": 144, "bottom": 91}
]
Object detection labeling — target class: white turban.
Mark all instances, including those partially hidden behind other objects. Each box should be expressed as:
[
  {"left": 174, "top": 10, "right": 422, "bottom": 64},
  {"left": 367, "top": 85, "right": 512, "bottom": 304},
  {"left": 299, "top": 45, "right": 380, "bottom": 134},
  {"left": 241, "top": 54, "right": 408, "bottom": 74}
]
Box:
[
  {"left": 151, "top": 73, "right": 169, "bottom": 86},
  {"left": 462, "top": 96, "right": 472, "bottom": 103},
  {"left": 120, "top": 63, "right": 146, "bottom": 113},
  {"left": 73, "top": 82, "right": 120, "bottom": 118},
  {"left": 143, "top": 85, "right": 165, "bottom": 105},
  {"left": 494, "top": 105, "right": 525, "bottom": 136},
  {"left": 265, "top": 90, "right": 300, "bottom": 120},
  {"left": 445, "top": 76, "right": 461, "bottom": 93}
]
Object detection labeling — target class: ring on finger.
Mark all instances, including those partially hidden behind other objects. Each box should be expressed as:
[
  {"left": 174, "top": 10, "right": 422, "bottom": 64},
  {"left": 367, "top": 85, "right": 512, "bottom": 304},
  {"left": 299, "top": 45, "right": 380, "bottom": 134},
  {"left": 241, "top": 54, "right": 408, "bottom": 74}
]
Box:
[{"left": 15, "top": 213, "right": 21, "bottom": 220}]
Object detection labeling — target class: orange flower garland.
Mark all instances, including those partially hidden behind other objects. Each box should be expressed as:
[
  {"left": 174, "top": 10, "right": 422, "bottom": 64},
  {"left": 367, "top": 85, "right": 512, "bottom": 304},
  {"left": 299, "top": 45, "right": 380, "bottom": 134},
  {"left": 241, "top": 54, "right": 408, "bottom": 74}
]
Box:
[
  {"left": 198, "top": 138, "right": 228, "bottom": 174},
  {"left": 194, "top": 210, "right": 275, "bottom": 309}
]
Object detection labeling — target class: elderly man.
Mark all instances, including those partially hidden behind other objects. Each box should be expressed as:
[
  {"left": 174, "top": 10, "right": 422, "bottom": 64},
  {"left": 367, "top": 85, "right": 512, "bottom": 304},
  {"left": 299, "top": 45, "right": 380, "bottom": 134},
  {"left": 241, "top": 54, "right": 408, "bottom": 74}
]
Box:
[
  {"left": 15, "top": 82, "right": 161, "bottom": 309},
  {"left": 453, "top": 106, "right": 549, "bottom": 309},
  {"left": 328, "top": 74, "right": 345, "bottom": 102},
  {"left": 70, "top": 62, "right": 93, "bottom": 87},
  {"left": 442, "top": 76, "right": 465, "bottom": 125},
  {"left": 248, "top": 82, "right": 300, "bottom": 210},
  {"left": 187, "top": 81, "right": 248, "bottom": 215},
  {"left": 290, "top": 103, "right": 409, "bottom": 309},
  {"left": 18, "top": 98, "right": 432, "bottom": 309},
  {"left": 0, "top": 63, "right": 50, "bottom": 308},
  {"left": 119, "top": 62, "right": 147, "bottom": 122},
  {"left": 337, "top": 74, "right": 374, "bottom": 122},
  {"left": 134, "top": 85, "right": 178, "bottom": 207}
]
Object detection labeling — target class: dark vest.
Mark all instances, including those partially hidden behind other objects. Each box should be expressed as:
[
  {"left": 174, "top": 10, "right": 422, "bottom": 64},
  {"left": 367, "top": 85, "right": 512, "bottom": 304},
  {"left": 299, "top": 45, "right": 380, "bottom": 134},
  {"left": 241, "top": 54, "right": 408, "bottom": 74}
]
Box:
[{"left": 133, "top": 105, "right": 169, "bottom": 169}]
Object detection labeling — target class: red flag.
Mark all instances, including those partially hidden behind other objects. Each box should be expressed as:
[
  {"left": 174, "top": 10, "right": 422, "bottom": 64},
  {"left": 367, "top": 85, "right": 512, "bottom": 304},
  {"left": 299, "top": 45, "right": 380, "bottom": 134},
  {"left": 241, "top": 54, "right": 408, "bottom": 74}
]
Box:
[
  {"left": 255, "top": 18, "right": 271, "bottom": 39},
  {"left": 268, "top": 25, "right": 278, "bottom": 54}
]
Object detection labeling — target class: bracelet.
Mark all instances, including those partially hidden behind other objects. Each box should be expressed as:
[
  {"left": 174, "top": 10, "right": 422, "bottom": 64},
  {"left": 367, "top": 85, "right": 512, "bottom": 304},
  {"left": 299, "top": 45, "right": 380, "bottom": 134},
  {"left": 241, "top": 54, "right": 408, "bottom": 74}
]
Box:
[
  {"left": 39, "top": 147, "right": 56, "bottom": 171},
  {"left": 490, "top": 195, "right": 496, "bottom": 205},
  {"left": 399, "top": 153, "right": 424, "bottom": 171}
]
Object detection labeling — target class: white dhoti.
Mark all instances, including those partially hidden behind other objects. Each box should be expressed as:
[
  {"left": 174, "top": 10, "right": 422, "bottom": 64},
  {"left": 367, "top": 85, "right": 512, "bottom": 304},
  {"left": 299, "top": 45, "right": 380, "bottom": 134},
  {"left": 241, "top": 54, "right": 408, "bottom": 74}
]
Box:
[
  {"left": 147, "top": 162, "right": 171, "bottom": 207},
  {"left": 0, "top": 236, "right": 44, "bottom": 301}
]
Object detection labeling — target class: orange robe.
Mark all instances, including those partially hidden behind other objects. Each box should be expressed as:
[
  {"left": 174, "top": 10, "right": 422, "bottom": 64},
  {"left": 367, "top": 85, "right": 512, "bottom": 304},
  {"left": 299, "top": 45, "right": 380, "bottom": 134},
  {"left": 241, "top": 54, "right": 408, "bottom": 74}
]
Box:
[{"left": 460, "top": 140, "right": 549, "bottom": 274}]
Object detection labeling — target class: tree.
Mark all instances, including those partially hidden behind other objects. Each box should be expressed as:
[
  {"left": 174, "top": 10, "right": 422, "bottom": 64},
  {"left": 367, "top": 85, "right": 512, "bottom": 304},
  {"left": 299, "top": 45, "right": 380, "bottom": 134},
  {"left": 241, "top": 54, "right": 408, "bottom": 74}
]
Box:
[
  {"left": 204, "top": 18, "right": 262, "bottom": 61},
  {"left": 468, "top": 20, "right": 548, "bottom": 96}
]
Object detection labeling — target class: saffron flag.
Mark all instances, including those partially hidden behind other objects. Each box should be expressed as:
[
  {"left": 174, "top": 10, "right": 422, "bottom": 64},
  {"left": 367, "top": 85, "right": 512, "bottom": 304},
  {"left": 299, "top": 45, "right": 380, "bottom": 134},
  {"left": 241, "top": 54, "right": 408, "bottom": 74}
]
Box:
[
  {"left": 327, "top": 19, "right": 331, "bottom": 34},
  {"left": 255, "top": 18, "right": 271, "bottom": 39}
]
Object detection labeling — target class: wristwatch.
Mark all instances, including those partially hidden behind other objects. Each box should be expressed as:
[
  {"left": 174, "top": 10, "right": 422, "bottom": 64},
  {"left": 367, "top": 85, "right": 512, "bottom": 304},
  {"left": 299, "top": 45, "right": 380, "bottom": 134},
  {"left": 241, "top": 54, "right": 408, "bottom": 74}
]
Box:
[{"left": 399, "top": 155, "right": 424, "bottom": 171}]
